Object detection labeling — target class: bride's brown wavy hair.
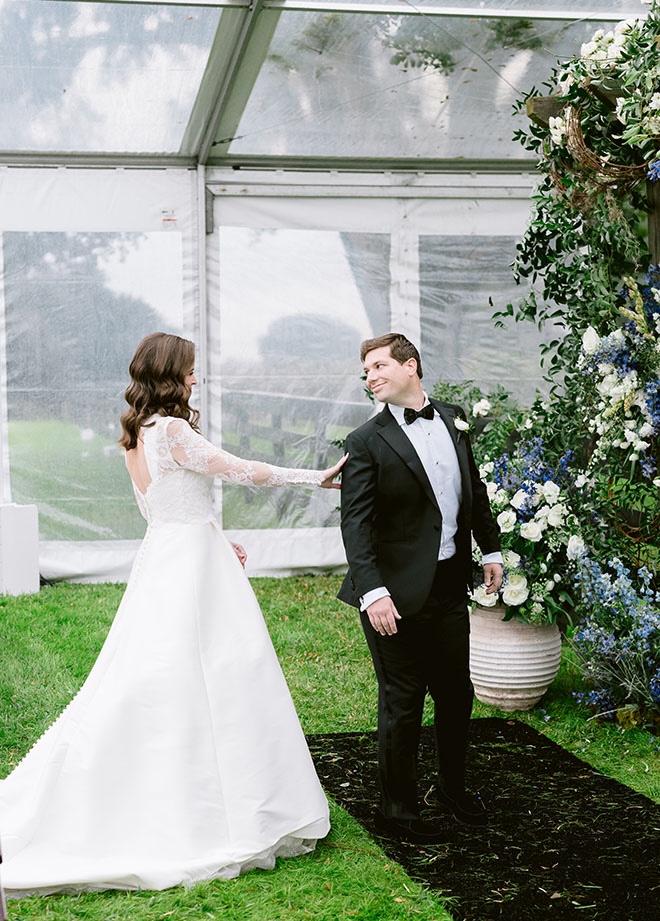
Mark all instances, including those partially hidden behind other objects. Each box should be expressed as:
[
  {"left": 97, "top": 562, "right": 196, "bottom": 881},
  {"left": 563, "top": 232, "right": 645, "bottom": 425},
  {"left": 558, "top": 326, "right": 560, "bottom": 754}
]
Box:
[{"left": 119, "top": 332, "right": 200, "bottom": 450}]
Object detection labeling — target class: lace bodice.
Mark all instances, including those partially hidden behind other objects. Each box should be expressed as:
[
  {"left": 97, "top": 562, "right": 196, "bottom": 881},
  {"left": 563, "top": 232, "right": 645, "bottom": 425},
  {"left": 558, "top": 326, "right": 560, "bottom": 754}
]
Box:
[{"left": 130, "top": 416, "right": 326, "bottom": 524}]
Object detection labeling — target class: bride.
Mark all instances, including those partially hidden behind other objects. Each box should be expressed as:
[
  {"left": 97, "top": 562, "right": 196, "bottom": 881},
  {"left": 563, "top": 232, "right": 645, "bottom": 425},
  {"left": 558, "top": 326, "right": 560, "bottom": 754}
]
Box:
[{"left": 0, "top": 331, "right": 346, "bottom": 898}]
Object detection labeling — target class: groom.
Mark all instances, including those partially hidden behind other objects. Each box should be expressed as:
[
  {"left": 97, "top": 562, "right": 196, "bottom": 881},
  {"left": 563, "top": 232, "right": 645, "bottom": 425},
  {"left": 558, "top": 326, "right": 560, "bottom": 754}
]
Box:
[{"left": 338, "top": 333, "right": 502, "bottom": 845}]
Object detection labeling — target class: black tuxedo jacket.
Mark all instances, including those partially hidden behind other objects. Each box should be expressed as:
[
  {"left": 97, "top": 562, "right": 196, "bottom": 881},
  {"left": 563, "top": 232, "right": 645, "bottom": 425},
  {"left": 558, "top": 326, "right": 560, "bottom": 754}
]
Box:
[{"left": 338, "top": 398, "right": 501, "bottom": 617}]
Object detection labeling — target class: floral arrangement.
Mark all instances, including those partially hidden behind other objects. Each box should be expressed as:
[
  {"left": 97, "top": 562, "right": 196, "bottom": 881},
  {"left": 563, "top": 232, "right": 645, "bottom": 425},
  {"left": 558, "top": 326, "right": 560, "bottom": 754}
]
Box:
[
  {"left": 571, "top": 552, "right": 660, "bottom": 729},
  {"left": 471, "top": 438, "right": 583, "bottom": 625},
  {"left": 430, "top": 378, "right": 526, "bottom": 468},
  {"left": 578, "top": 265, "right": 660, "bottom": 482},
  {"left": 502, "top": 0, "right": 660, "bottom": 394}
]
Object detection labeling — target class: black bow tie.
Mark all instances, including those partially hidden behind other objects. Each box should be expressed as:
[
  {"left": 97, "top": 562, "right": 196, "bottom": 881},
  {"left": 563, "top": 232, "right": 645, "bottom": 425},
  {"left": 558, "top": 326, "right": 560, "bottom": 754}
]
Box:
[{"left": 404, "top": 404, "right": 434, "bottom": 425}]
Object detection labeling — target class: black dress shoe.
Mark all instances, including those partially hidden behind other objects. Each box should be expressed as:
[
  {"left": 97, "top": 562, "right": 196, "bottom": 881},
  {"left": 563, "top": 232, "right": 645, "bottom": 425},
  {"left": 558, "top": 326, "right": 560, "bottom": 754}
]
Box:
[
  {"left": 435, "top": 786, "right": 488, "bottom": 826},
  {"left": 373, "top": 809, "right": 446, "bottom": 845}
]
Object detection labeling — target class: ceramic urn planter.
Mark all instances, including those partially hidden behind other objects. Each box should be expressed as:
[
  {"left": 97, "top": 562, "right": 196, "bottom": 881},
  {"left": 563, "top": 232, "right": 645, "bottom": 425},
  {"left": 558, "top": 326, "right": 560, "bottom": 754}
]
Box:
[{"left": 469, "top": 603, "right": 562, "bottom": 712}]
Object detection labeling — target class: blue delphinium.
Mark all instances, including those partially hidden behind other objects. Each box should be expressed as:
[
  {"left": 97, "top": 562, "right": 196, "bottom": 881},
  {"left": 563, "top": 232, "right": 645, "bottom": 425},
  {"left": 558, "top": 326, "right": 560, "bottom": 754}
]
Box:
[
  {"left": 572, "top": 554, "right": 660, "bottom": 727},
  {"left": 647, "top": 160, "right": 660, "bottom": 182}
]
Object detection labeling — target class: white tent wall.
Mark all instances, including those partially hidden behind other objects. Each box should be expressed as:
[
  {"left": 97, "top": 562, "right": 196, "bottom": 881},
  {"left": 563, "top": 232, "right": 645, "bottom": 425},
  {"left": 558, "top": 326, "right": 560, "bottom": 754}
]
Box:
[
  {"left": 0, "top": 166, "right": 199, "bottom": 583},
  {"left": 0, "top": 165, "right": 546, "bottom": 583},
  {"left": 203, "top": 168, "right": 545, "bottom": 579}
]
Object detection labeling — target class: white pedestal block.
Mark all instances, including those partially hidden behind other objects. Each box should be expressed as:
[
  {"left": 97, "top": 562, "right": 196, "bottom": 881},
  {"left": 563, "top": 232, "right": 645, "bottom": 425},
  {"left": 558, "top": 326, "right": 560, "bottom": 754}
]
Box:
[{"left": 0, "top": 503, "right": 39, "bottom": 595}]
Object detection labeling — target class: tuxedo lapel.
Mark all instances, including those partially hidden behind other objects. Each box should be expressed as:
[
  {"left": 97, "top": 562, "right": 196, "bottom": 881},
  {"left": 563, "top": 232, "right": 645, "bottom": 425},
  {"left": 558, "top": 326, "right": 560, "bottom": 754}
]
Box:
[
  {"left": 433, "top": 400, "right": 463, "bottom": 446},
  {"left": 375, "top": 406, "right": 440, "bottom": 511}
]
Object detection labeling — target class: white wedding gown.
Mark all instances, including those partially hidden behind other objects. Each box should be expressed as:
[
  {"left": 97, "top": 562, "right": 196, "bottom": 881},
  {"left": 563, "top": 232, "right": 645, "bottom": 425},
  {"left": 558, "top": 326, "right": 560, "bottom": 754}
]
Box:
[{"left": 0, "top": 416, "right": 330, "bottom": 898}]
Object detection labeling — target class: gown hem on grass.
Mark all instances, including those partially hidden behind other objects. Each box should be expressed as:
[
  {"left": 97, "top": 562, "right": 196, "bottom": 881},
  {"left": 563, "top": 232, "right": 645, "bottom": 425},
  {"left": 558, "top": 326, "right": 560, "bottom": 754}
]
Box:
[{"left": 0, "top": 416, "right": 330, "bottom": 897}]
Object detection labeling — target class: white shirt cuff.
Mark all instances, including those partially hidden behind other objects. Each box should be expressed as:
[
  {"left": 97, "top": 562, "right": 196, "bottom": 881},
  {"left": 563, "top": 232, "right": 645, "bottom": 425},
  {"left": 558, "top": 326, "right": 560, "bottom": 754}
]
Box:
[
  {"left": 482, "top": 552, "right": 503, "bottom": 565},
  {"left": 360, "top": 587, "right": 390, "bottom": 612}
]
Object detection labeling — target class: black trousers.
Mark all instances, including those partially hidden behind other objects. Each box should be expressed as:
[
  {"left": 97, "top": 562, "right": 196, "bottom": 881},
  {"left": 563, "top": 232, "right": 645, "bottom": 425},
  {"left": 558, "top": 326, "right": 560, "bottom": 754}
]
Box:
[{"left": 360, "top": 557, "right": 473, "bottom": 820}]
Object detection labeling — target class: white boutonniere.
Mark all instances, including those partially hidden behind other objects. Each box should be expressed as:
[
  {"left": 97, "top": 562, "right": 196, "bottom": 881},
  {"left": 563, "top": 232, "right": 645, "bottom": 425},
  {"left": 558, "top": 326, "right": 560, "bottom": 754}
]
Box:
[{"left": 454, "top": 416, "right": 470, "bottom": 433}]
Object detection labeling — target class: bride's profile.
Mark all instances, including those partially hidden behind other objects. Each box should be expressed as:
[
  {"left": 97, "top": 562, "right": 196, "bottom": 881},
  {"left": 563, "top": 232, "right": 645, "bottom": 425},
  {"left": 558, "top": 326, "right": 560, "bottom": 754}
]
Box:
[{"left": 0, "top": 331, "right": 345, "bottom": 898}]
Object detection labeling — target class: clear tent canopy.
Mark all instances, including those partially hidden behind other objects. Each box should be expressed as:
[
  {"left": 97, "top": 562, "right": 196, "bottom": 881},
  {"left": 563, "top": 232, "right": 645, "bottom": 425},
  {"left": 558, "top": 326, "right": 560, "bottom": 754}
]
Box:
[{"left": 0, "top": 0, "right": 644, "bottom": 583}]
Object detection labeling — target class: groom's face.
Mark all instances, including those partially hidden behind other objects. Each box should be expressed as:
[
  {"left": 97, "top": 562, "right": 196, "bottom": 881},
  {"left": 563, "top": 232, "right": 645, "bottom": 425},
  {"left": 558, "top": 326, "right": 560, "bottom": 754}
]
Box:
[{"left": 363, "top": 346, "right": 419, "bottom": 406}]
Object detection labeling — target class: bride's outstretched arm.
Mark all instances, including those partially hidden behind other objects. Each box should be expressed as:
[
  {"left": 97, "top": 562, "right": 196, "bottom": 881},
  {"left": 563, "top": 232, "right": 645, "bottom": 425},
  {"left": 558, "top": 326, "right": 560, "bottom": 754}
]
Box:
[{"left": 166, "top": 418, "right": 346, "bottom": 489}]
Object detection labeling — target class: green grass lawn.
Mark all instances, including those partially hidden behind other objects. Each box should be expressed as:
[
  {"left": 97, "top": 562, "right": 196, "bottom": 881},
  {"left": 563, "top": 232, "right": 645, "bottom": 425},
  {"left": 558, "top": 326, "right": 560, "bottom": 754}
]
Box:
[{"left": 0, "top": 576, "right": 658, "bottom": 920}]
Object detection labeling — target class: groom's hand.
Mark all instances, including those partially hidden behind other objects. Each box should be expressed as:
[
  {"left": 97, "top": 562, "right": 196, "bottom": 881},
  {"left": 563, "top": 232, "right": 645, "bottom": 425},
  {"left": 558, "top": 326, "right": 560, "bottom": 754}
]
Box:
[{"left": 366, "top": 596, "right": 401, "bottom": 636}]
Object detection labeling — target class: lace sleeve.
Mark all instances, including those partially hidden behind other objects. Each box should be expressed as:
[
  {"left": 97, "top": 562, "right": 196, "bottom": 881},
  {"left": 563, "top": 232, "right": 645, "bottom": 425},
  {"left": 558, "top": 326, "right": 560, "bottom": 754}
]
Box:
[{"left": 165, "top": 419, "right": 325, "bottom": 487}]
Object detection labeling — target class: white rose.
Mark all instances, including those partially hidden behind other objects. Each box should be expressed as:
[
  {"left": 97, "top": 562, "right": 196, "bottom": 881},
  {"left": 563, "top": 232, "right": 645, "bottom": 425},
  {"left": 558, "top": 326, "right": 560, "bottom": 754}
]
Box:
[
  {"left": 502, "top": 549, "right": 521, "bottom": 568},
  {"left": 520, "top": 519, "right": 544, "bottom": 541},
  {"left": 497, "top": 510, "right": 517, "bottom": 533},
  {"left": 567, "top": 534, "right": 586, "bottom": 560},
  {"left": 547, "top": 504, "right": 566, "bottom": 527},
  {"left": 507, "top": 571, "right": 528, "bottom": 589},
  {"left": 472, "top": 399, "right": 492, "bottom": 417},
  {"left": 510, "top": 489, "right": 529, "bottom": 510},
  {"left": 502, "top": 580, "right": 530, "bottom": 607},
  {"left": 471, "top": 584, "right": 499, "bottom": 607},
  {"left": 454, "top": 417, "right": 470, "bottom": 432},
  {"left": 541, "top": 480, "right": 561, "bottom": 504},
  {"left": 481, "top": 461, "right": 495, "bottom": 475}
]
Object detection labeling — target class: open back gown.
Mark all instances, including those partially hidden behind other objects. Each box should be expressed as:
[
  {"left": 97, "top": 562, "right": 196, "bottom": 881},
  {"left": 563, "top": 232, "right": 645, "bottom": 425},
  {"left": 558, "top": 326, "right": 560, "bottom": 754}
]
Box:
[{"left": 0, "top": 415, "right": 330, "bottom": 897}]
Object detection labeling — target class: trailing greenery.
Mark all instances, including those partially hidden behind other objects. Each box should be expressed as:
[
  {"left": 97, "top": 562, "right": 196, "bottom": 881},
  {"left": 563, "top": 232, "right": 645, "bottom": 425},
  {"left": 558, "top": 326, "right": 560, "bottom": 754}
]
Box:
[{"left": 1, "top": 578, "right": 659, "bottom": 921}]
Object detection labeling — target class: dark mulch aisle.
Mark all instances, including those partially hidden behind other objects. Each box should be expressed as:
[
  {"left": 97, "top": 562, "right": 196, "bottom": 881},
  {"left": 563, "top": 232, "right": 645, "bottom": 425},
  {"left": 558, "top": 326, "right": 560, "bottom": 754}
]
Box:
[{"left": 308, "top": 718, "right": 660, "bottom": 921}]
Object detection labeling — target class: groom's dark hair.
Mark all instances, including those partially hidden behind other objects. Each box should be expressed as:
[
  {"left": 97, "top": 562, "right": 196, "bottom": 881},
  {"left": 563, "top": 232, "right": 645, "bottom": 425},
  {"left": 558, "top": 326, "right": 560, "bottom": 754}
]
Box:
[{"left": 360, "top": 333, "right": 423, "bottom": 380}]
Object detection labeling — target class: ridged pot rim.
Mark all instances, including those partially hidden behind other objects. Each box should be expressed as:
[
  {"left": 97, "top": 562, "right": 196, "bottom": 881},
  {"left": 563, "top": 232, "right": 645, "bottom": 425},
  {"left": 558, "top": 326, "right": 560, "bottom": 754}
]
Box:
[{"left": 470, "top": 602, "right": 560, "bottom": 633}]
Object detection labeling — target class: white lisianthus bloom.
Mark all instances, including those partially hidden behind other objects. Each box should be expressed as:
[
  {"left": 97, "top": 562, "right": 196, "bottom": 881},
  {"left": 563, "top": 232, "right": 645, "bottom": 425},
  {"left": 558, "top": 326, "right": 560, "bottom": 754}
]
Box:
[
  {"left": 472, "top": 398, "right": 492, "bottom": 417},
  {"left": 502, "top": 549, "right": 521, "bottom": 568},
  {"left": 547, "top": 504, "right": 566, "bottom": 527},
  {"left": 497, "top": 509, "right": 517, "bottom": 533},
  {"left": 471, "top": 584, "right": 499, "bottom": 607},
  {"left": 481, "top": 461, "right": 495, "bottom": 475},
  {"left": 486, "top": 481, "right": 499, "bottom": 500},
  {"left": 520, "top": 519, "right": 545, "bottom": 541},
  {"left": 567, "top": 534, "right": 586, "bottom": 560},
  {"left": 510, "top": 489, "right": 529, "bottom": 510},
  {"left": 581, "top": 326, "right": 601, "bottom": 354},
  {"left": 454, "top": 417, "right": 470, "bottom": 432},
  {"left": 541, "top": 480, "right": 561, "bottom": 504}
]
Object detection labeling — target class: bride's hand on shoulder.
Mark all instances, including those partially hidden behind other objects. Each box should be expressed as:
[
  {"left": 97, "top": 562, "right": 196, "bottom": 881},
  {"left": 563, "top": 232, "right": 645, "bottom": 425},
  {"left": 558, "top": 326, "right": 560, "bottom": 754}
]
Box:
[{"left": 319, "top": 453, "right": 348, "bottom": 490}]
